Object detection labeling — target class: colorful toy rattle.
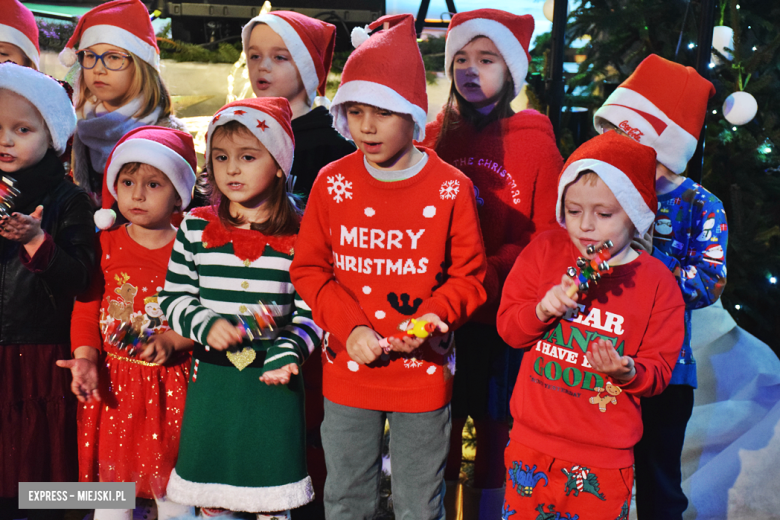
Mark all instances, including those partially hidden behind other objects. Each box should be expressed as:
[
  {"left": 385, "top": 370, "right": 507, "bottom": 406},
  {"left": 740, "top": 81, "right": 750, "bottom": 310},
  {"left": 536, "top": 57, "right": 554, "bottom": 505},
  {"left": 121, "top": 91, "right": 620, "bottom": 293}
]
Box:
[
  {"left": 0, "top": 176, "right": 20, "bottom": 218},
  {"left": 236, "top": 301, "right": 279, "bottom": 341},
  {"left": 565, "top": 240, "right": 614, "bottom": 297},
  {"left": 379, "top": 318, "right": 438, "bottom": 353},
  {"left": 105, "top": 319, "right": 153, "bottom": 357}
]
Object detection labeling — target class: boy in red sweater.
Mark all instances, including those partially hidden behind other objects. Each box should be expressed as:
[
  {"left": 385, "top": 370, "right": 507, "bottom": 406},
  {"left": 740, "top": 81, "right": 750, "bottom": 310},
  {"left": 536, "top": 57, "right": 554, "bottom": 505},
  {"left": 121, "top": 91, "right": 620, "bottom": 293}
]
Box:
[
  {"left": 497, "top": 131, "right": 684, "bottom": 520},
  {"left": 290, "top": 14, "right": 487, "bottom": 520}
]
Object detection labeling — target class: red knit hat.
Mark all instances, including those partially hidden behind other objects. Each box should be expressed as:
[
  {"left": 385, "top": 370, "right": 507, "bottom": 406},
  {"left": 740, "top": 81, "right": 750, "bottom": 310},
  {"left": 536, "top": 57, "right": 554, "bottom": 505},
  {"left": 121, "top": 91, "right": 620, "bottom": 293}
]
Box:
[
  {"left": 593, "top": 54, "right": 715, "bottom": 174},
  {"left": 95, "top": 126, "right": 197, "bottom": 230},
  {"left": 241, "top": 11, "right": 336, "bottom": 106},
  {"left": 444, "top": 9, "right": 534, "bottom": 97},
  {"left": 207, "top": 97, "right": 295, "bottom": 177},
  {"left": 0, "top": 0, "right": 40, "bottom": 69},
  {"left": 330, "top": 14, "right": 428, "bottom": 141},
  {"left": 58, "top": 0, "right": 160, "bottom": 70},
  {"left": 556, "top": 131, "right": 658, "bottom": 235}
]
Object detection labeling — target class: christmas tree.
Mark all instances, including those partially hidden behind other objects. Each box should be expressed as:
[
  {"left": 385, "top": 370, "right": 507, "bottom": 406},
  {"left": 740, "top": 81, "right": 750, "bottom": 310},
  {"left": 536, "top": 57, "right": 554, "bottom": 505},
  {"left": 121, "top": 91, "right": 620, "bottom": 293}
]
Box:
[{"left": 528, "top": 0, "right": 780, "bottom": 354}]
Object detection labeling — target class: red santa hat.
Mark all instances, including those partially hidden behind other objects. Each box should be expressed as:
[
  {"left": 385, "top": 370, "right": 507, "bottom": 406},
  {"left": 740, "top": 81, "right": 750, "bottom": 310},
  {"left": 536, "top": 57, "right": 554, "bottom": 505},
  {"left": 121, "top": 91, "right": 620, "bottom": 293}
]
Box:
[
  {"left": 94, "top": 126, "right": 197, "bottom": 230},
  {"left": 330, "top": 14, "right": 428, "bottom": 141},
  {"left": 444, "top": 9, "right": 534, "bottom": 97},
  {"left": 0, "top": 62, "right": 75, "bottom": 154},
  {"left": 241, "top": 11, "right": 336, "bottom": 106},
  {"left": 206, "top": 97, "right": 295, "bottom": 177},
  {"left": 593, "top": 54, "right": 715, "bottom": 174},
  {"left": 556, "top": 131, "right": 658, "bottom": 236},
  {"left": 58, "top": 0, "right": 160, "bottom": 71},
  {"left": 0, "top": 0, "right": 40, "bottom": 69}
]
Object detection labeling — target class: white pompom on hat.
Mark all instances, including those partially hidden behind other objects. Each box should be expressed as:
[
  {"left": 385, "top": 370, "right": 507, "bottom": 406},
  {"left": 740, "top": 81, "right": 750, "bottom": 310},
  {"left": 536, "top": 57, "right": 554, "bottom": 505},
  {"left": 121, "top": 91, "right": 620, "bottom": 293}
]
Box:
[
  {"left": 444, "top": 9, "right": 534, "bottom": 97},
  {"left": 556, "top": 131, "right": 658, "bottom": 236},
  {"left": 330, "top": 14, "right": 428, "bottom": 141},
  {"left": 58, "top": 0, "right": 160, "bottom": 70},
  {"left": 0, "top": 0, "right": 40, "bottom": 68},
  {"left": 0, "top": 62, "right": 76, "bottom": 154},
  {"left": 206, "top": 97, "right": 295, "bottom": 177},
  {"left": 241, "top": 11, "right": 336, "bottom": 106},
  {"left": 593, "top": 54, "right": 716, "bottom": 174},
  {"left": 95, "top": 126, "right": 197, "bottom": 230}
]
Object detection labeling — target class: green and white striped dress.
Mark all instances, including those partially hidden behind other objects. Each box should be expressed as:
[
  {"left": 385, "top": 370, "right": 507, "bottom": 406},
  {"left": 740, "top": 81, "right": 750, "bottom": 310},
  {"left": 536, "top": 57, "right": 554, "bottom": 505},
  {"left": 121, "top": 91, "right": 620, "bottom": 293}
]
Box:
[{"left": 160, "top": 207, "right": 322, "bottom": 513}]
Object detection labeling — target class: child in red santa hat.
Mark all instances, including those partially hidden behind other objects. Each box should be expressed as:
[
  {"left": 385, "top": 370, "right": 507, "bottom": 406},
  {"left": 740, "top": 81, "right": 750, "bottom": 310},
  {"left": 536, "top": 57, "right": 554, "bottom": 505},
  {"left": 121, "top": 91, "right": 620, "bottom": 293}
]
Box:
[
  {"left": 498, "top": 131, "right": 685, "bottom": 520},
  {"left": 594, "top": 53, "right": 728, "bottom": 520},
  {"left": 0, "top": 0, "right": 40, "bottom": 68},
  {"left": 291, "top": 14, "right": 487, "bottom": 519},
  {"left": 417, "top": 9, "right": 564, "bottom": 516}
]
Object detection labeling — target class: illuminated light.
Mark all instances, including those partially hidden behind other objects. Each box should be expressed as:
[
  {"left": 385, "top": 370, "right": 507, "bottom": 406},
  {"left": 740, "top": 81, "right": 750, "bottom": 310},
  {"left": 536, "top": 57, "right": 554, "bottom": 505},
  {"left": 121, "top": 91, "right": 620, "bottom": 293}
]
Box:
[
  {"left": 712, "top": 110, "right": 718, "bottom": 114},
  {"left": 753, "top": 46, "right": 757, "bottom": 51},
  {"left": 688, "top": 43, "right": 695, "bottom": 49},
  {"left": 770, "top": 276, "right": 777, "bottom": 284},
  {"left": 732, "top": 126, "right": 738, "bottom": 131},
  {"left": 736, "top": 4, "right": 740, "bottom": 8},
  {"left": 709, "top": 63, "right": 716, "bottom": 69},
  {"left": 735, "top": 304, "right": 742, "bottom": 310},
  {"left": 763, "top": 147, "right": 773, "bottom": 154}
]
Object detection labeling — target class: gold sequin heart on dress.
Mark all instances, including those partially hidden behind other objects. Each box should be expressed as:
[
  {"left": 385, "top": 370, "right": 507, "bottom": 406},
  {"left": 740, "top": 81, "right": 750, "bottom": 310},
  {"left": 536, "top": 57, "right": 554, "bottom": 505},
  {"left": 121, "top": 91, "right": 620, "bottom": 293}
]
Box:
[{"left": 226, "top": 347, "right": 256, "bottom": 371}]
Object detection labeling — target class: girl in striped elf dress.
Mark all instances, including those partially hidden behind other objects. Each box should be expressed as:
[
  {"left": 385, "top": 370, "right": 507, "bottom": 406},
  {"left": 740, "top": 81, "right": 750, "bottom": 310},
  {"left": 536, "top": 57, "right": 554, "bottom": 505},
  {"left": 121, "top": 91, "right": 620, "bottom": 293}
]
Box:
[{"left": 159, "top": 97, "right": 323, "bottom": 519}]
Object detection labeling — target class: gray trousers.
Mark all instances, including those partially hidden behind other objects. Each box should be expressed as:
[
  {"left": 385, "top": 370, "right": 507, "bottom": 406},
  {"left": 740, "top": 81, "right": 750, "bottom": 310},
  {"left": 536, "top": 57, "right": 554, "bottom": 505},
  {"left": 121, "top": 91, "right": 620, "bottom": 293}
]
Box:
[{"left": 321, "top": 398, "right": 451, "bottom": 520}]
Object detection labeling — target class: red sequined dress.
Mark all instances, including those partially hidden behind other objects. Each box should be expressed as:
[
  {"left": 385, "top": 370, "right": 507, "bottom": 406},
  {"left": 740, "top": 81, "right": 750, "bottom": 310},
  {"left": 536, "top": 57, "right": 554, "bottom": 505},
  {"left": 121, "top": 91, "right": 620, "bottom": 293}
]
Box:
[{"left": 70, "top": 225, "right": 190, "bottom": 499}]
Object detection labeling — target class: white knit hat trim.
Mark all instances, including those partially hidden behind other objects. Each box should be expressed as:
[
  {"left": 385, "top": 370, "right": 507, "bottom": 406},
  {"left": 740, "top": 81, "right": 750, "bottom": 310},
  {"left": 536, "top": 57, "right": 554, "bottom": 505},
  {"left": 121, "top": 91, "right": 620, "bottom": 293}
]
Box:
[
  {"left": 444, "top": 18, "right": 529, "bottom": 97},
  {"left": 79, "top": 24, "right": 160, "bottom": 70},
  {"left": 556, "top": 158, "right": 655, "bottom": 236},
  {"left": 0, "top": 63, "right": 76, "bottom": 154},
  {"left": 105, "top": 139, "right": 196, "bottom": 208},
  {"left": 330, "top": 80, "right": 427, "bottom": 142},
  {"left": 0, "top": 25, "right": 39, "bottom": 68},
  {"left": 242, "top": 14, "right": 319, "bottom": 105},
  {"left": 206, "top": 106, "right": 294, "bottom": 175},
  {"left": 593, "top": 87, "right": 698, "bottom": 174}
]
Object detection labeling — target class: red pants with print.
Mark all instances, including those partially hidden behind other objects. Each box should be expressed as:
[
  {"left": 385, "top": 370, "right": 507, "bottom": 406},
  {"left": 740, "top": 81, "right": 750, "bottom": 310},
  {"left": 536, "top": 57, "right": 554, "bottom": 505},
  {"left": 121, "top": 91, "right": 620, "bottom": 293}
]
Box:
[{"left": 503, "top": 440, "right": 632, "bottom": 520}]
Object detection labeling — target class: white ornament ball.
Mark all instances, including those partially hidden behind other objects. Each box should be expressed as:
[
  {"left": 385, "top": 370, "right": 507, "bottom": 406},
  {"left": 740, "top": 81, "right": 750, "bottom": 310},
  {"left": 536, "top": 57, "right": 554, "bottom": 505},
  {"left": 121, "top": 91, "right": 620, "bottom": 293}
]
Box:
[
  {"left": 723, "top": 91, "right": 757, "bottom": 126},
  {"left": 712, "top": 26, "right": 734, "bottom": 63}
]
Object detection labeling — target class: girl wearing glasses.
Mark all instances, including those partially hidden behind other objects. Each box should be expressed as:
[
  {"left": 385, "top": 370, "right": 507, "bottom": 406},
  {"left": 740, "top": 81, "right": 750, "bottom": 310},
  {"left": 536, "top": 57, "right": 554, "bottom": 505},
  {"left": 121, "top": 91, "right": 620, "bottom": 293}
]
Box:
[{"left": 58, "top": 0, "right": 185, "bottom": 205}]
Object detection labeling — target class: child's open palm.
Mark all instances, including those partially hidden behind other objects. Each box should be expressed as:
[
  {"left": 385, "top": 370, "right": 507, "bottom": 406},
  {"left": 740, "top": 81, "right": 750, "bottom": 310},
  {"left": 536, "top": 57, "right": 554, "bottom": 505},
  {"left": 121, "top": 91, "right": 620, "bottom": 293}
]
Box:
[
  {"left": 586, "top": 338, "right": 636, "bottom": 382},
  {"left": 56, "top": 350, "right": 101, "bottom": 403},
  {"left": 0, "top": 205, "right": 44, "bottom": 245},
  {"left": 260, "top": 363, "right": 299, "bottom": 385}
]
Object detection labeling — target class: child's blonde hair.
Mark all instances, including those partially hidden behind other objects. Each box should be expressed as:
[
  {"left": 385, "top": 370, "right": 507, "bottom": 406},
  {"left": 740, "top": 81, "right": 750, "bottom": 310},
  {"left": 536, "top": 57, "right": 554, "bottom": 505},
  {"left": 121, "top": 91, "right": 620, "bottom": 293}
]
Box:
[
  {"left": 201, "top": 120, "right": 302, "bottom": 236},
  {"left": 75, "top": 50, "right": 172, "bottom": 119}
]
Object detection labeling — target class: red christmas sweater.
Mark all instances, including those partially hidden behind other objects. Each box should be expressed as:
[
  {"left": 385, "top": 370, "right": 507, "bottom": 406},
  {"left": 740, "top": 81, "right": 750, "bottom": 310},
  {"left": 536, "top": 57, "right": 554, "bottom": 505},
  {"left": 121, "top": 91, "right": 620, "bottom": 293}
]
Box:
[
  {"left": 421, "top": 109, "right": 563, "bottom": 322},
  {"left": 497, "top": 230, "right": 684, "bottom": 468},
  {"left": 291, "top": 148, "right": 487, "bottom": 413}
]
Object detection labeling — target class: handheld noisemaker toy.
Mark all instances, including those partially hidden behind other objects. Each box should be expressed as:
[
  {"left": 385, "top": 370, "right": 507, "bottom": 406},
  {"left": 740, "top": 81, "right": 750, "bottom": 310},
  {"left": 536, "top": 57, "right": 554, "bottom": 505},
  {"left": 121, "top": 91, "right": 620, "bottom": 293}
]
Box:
[
  {"left": 565, "top": 240, "right": 614, "bottom": 297},
  {"left": 379, "top": 318, "right": 438, "bottom": 353},
  {"left": 0, "top": 176, "right": 20, "bottom": 218},
  {"left": 235, "top": 301, "right": 280, "bottom": 341},
  {"left": 105, "top": 319, "right": 153, "bottom": 358}
]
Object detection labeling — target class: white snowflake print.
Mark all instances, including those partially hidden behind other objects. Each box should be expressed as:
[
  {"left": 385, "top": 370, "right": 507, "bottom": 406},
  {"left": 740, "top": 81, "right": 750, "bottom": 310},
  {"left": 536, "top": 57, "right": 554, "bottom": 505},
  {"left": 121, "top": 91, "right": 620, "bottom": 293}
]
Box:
[
  {"left": 404, "top": 358, "right": 424, "bottom": 369},
  {"left": 439, "top": 180, "right": 460, "bottom": 200},
  {"left": 427, "top": 366, "right": 437, "bottom": 375},
  {"left": 142, "top": 287, "right": 148, "bottom": 293},
  {"left": 327, "top": 174, "right": 353, "bottom": 203}
]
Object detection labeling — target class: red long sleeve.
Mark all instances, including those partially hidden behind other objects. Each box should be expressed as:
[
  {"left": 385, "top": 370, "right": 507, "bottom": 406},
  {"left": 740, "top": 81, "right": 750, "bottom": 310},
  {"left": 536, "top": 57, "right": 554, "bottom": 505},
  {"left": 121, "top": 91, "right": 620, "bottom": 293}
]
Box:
[
  {"left": 291, "top": 148, "right": 487, "bottom": 412},
  {"left": 497, "top": 230, "right": 684, "bottom": 468}
]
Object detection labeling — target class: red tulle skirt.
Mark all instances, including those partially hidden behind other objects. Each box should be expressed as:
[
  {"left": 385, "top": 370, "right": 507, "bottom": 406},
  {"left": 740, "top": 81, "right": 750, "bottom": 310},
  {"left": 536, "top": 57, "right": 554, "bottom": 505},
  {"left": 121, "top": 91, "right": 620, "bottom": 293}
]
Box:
[
  {"left": 78, "top": 349, "right": 190, "bottom": 499},
  {"left": 0, "top": 344, "right": 78, "bottom": 498}
]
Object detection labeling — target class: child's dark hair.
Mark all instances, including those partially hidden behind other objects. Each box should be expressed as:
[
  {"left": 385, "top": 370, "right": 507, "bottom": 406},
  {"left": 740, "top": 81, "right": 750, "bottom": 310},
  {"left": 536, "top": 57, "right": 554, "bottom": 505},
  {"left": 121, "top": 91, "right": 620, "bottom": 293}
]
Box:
[
  {"left": 434, "top": 60, "right": 515, "bottom": 152},
  {"left": 200, "top": 120, "right": 302, "bottom": 236}
]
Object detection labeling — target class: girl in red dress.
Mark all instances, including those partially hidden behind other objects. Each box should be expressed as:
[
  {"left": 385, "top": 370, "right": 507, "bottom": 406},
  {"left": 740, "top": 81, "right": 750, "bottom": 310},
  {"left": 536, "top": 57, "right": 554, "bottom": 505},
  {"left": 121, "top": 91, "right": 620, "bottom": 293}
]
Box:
[{"left": 60, "top": 126, "right": 198, "bottom": 520}]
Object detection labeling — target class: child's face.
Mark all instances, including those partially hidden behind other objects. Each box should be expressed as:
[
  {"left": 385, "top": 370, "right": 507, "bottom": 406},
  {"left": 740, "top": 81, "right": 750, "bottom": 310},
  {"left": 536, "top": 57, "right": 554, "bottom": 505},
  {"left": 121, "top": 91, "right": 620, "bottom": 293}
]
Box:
[
  {"left": 116, "top": 163, "right": 181, "bottom": 230},
  {"left": 246, "top": 24, "right": 307, "bottom": 106},
  {"left": 211, "top": 129, "right": 282, "bottom": 214},
  {"left": 345, "top": 103, "right": 416, "bottom": 170},
  {"left": 0, "top": 90, "right": 50, "bottom": 173},
  {"left": 82, "top": 44, "right": 135, "bottom": 110},
  {"left": 563, "top": 174, "right": 636, "bottom": 264},
  {"left": 0, "top": 42, "right": 29, "bottom": 67},
  {"left": 452, "top": 36, "right": 510, "bottom": 110}
]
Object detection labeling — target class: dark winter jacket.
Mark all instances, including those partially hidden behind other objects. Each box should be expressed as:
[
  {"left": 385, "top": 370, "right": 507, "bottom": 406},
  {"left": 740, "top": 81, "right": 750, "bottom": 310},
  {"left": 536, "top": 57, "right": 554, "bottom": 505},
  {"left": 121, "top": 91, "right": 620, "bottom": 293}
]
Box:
[
  {"left": 290, "top": 106, "right": 355, "bottom": 199},
  {"left": 0, "top": 150, "right": 96, "bottom": 344}
]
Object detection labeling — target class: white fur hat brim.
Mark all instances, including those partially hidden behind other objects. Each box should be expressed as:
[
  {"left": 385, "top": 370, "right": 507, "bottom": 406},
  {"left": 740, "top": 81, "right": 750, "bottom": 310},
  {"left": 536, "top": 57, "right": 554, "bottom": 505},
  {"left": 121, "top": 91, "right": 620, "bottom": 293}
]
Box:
[
  {"left": 0, "top": 24, "right": 39, "bottom": 68},
  {"left": 330, "top": 80, "right": 428, "bottom": 142},
  {"left": 0, "top": 63, "right": 76, "bottom": 154}
]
